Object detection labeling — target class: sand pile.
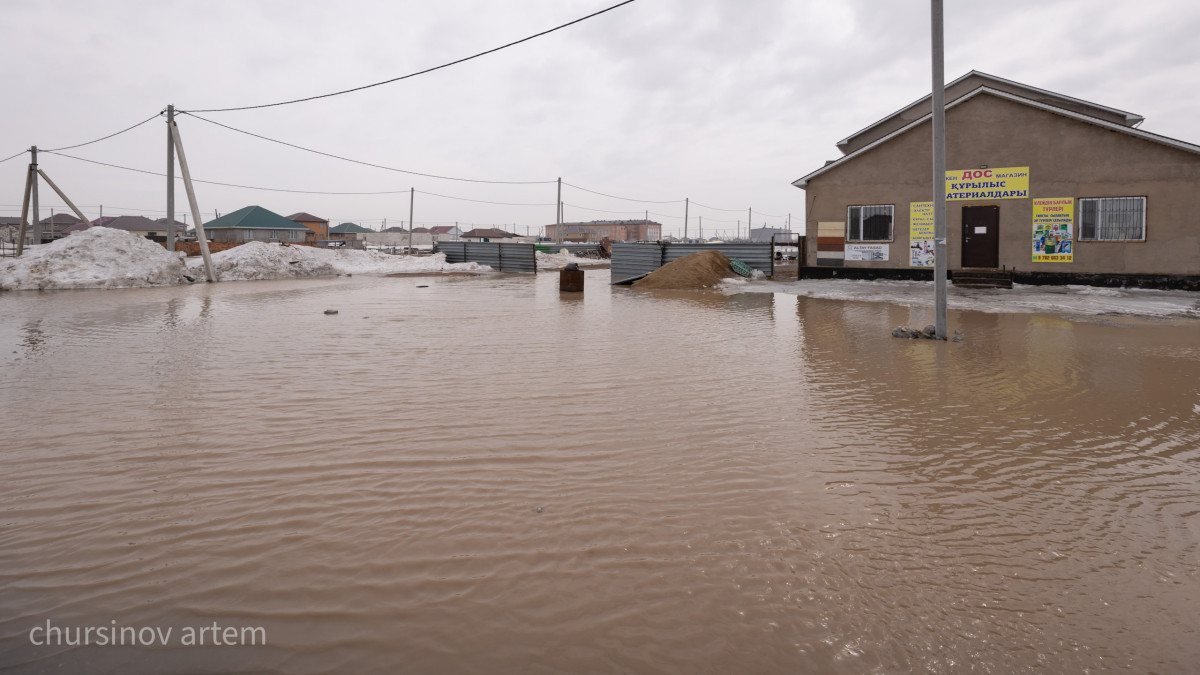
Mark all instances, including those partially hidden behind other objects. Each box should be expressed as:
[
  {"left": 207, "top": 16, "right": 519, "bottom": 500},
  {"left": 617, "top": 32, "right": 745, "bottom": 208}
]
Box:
[
  {"left": 0, "top": 227, "right": 191, "bottom": 291},
  {"left": 633, "top": 250, "right": 735, "bottom": 289}
]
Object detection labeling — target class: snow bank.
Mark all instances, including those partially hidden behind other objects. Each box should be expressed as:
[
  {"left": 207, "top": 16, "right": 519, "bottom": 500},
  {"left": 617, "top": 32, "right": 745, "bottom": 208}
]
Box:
[
  {"left": 0, "top": 227, "right": 190, "bottom": 291},
  {"left": 186, "top": 242, "right": 490, "bottom": 281},
  {"left": 536, "top": 249, "right": 610, "bottom": 271},
  {"left": 728, "top": 278, "right": 1200, "bottom": 320}
]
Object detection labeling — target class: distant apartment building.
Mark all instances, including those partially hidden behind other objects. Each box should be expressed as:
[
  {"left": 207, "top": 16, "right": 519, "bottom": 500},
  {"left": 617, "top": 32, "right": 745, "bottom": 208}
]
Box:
[{"left": 544, "top": 220, "right": 662, "bottom": 242}]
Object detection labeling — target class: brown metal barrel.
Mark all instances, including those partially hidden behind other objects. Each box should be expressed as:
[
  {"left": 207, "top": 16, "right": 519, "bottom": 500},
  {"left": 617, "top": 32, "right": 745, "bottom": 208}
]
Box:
[{"left": 559, "top": 268, "right": 584, "bottom": 293}]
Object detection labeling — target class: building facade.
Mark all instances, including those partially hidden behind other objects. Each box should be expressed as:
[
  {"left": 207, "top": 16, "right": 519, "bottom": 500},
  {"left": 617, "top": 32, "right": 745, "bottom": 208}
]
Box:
[
  {"left": 544, "top": 220, "right": 662, "bottom": 243},
  {"left": 287, "top": 212, "right": 329, "bottom": 241},
  {"left": 793, "top": 72, "right": 1200, "bottom": 288}
]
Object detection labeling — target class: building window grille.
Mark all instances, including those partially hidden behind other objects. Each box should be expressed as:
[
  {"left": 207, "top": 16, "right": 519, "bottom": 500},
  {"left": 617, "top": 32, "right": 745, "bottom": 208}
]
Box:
[
  {"left": 847, "top": 205, "right": 893, "bottom": 242},
  {"left": 1079, "top": 197, "right": 1146, "bottom": 241}
]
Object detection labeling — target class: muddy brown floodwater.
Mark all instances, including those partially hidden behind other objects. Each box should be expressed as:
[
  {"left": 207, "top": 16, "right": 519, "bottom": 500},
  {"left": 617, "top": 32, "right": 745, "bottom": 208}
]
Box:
[{"left": 2, "top": 270, "right": 1199, "bottom": 674}]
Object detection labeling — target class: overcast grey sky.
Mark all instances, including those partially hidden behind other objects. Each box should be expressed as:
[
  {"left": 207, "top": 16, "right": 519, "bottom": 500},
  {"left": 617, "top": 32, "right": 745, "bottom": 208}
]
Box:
[{"left": 4, "top": 0, "right": 1198, "bottom": 238}]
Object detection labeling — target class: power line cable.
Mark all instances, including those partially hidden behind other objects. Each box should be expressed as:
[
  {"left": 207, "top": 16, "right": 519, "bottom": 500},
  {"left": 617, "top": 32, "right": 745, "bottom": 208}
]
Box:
[
  {"left": 45, "top": 150, "right": 430, "bottom": 195},
  {"left": 561, "top": 202, "right": 644, "bottom": 215},
  {"left": 416, "top": 189, "right": 554, "bottom": 207},
  {"left": 690, "top": 200, "right": 744, "bottom": 213},
  {"left": 561, "top": 181, "right": 684, "bottom": 204},
  {"left": 180, "top": 111, "right": 555, "bottom": 185},
  {"left": 43, "top": 112, "right": 163, "bottom": 152},
  {"left": 0, "top": 149, "right": 28, "bottom": 165},
  {"left": 184, "top": 0, "right": 637, "bottom": 113}
]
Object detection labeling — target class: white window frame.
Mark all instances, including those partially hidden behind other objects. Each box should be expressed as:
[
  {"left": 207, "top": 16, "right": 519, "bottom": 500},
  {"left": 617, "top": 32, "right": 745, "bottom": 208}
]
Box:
[
  {"left": 269, "top": 230, "right": 279, "bottom": 240},
  {"left": 1078, "top": 196, "right": 1146, "bottom": 242},
  {"left": 846, "top": 205, "right": 894, "bottom": 243}
]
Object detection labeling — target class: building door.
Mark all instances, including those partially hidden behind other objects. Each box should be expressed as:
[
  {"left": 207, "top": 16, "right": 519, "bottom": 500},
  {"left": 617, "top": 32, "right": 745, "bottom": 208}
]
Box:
[{"left": 961, "top": 205, "right": 999, "bottom": 268}]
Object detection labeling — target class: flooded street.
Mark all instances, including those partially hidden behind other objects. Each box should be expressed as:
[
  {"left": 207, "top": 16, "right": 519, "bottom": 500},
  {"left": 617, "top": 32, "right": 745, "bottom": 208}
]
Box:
[{"left": 2, "top": 271, "right": 1199, "bottom": 673}]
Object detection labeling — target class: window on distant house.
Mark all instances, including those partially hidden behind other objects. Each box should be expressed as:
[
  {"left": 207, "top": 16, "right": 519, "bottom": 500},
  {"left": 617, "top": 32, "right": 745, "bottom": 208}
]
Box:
[
  {"left": 1079, "top": 197, "right": 1146, "bottom": 241},
  {"left": 847, "top": 205, "right": 893, "bottom": 242},
  {"left": 269, "top": 230, "right": 279, "bottom": 239}
]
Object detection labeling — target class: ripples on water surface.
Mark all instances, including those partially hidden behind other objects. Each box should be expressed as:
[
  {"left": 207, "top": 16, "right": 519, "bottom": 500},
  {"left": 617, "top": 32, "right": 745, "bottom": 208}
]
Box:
[{"left": 2, "top": 271, "right": 1199, "bottom": 673}]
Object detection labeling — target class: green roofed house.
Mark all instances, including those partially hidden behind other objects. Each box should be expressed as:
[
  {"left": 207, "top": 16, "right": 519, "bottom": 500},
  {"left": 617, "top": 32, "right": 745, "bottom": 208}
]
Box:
[
  {"left": 328, "top": 222, "right": 374, "bottom": 241},
  {"left": 202, "top": 205, "right": 310, "bottom": 243}
]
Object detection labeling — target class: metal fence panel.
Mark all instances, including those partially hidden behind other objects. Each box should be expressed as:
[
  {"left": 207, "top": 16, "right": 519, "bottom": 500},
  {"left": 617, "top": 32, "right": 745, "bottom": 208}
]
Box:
[
  {"left": 435, "top": 241, "right": 467, "bottom": 263},
  {"left": 435, "top": 241, "right": 536, "bottom": 272},
  {"left": 499, "top": 243, "right": 537, "bottom": 273},
  {"left": 464, "top": 242, "right": 501, "bottom": 270},
  {"left": 611, "top": 243, "right": 664, "bottom": 281}
]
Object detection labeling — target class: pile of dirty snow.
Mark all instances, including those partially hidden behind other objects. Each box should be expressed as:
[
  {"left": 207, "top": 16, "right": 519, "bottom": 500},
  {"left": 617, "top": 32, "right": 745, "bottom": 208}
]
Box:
[
  {"left": 536, "top": 249, "right": 609, "bottom": 270},
  {"left": 633, "top": 250, "right": 736, "bottom": 290},
  {"left": 190, "top": 241, "right": 339, "bottom": 281},
  {"left": 187, "top": 242, "right": 490, "bottom": 281},
  {"left": 0, "top": 227, "right": 190, "bottom": 291}
]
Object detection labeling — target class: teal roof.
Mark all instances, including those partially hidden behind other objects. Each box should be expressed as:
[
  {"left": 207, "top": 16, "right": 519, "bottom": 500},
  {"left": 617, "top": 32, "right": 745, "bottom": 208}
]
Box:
[
  {"left": 203, "top": 205, "right": 308, "bottom": 230},
  {"left": 330, "top": 222, "right": 374, "bottom": 233}
]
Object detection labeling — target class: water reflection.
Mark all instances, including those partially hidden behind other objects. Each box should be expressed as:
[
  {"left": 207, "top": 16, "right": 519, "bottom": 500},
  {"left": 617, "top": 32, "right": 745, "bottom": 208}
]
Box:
[{"left": 1, "top": 275, "right": 1198, "bottom": 673}]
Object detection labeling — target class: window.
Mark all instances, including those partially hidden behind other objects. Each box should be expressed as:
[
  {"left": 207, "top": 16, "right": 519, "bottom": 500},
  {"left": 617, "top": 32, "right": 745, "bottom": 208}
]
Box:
[
  {"left": 847, "top": 205, "right": 893, "bottom": 242},
  {"left": 269, "top": 230, "right": 279, "bottom": 239},
  {"left": 1079, "top": 197, "right": 1145, "bottom": 241}
]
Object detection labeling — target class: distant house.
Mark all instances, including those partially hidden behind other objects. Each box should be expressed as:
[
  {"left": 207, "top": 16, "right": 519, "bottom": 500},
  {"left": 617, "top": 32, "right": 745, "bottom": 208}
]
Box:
[
  {"left": 65, "top": 215, "right": 171, "bottom": 240},
  {"left": 328, "top": 222, "right": 374, "bottom": 240},
  {"left": 461, "top": 227, "right": 523, "bottom": 242},
  {"left": 286, "top": 212, "right": 329, "bottom": 241},
  {"left": 37, "top": 213, "right": 83, "bottom": 241},
  {"left": 749, "top": 226, "right": 791, "bottom": 243},
  {"left": 202, "top": 206, "right": 310, "bottom": 243},
  {"left": 428, "top": 225, "right": 462, "bottom": 242}
]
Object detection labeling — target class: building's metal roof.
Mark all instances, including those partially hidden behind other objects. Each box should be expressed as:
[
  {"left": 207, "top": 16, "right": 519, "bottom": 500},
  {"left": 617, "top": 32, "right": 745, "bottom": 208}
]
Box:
[
  {"left": 329, "top": 222, "right": 374, "bottom": 233},
  {"left": 204, "top": 206, "right": 308, "bottom": 230},
  {"left": 834, "top": 70, "right": 1144, "bottom": 153},
  {"left": 793, "top": 86, "right": 1200, "bottom": 189},
  {"left": 286, "top": 212, "right": 329, "bottom": 223}
]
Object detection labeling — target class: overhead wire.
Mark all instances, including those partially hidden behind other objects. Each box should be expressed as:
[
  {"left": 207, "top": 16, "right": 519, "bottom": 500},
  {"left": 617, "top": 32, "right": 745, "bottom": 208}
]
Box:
[
  {"left": 561, "top": 181, "right": 684, "bottom": 204},
  {"left": 43, "top": 112, "right": 163, "bottom": 152},
  {"left": 183, "top": 0, "right": 637, "bottom": 113},
  {"left": 46, "top": 151, "right": 427, "bottom": 195},
  {"left": 416, "top": 189, "right": 554, "bottom": 207},
  {"left": 180, "top": 111, "right": 555, "bottom": 185},
  {"left": 0, "top": 149, "right": 29, "bottom": 165}
]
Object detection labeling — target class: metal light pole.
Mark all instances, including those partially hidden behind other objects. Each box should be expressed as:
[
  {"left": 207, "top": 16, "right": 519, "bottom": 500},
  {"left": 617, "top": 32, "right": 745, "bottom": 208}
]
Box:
[{"left": 931, "top": 0, "right": 949, "bottom": 340}]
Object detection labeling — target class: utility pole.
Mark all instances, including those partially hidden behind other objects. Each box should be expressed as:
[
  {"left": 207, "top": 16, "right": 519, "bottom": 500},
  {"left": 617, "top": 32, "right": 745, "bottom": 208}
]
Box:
[
  {"left": 166, "top": 104, "right": 176, "bottom": 253},
  {"left": 748, "top": 208, "right": 753, "bottom": 242},
  {"left": 931, "top": 0, "right": 949, "bottom": 339},
  {"left": 556, "top": 177, "right": 562, "bottom": 244},
  {"left": 408, "top": 187, "right": 415, "bottom": 254},
  {"left": 16, "top": 161, "right": 32, "bottom": 255},
  {"left": 168, "top": 119, "right": 216, "bottom": 281},
  {"left": 683, "top": 198, "right": 689, "bottom": 241},
  {"left": 699, "top": 215, "right": 702, "bottom": 241},
  {"left": 30, "top": 146, "right": 41, "bottom": 245}
]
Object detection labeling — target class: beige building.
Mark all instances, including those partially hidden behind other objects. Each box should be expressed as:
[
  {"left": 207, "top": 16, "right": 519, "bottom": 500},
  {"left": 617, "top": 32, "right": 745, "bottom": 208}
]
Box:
[
  {"left": 792, "top": 71, "right": 1200, "bottom": 288},
  {"left": 544, "top": 220, "right": 662, "bottom": 243}
]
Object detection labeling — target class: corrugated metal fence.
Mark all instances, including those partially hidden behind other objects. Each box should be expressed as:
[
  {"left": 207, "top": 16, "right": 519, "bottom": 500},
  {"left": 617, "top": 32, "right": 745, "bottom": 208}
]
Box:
[
  {"left": 434, "top": 242, "right": 537, "bottom": 273},
  {"left": 611, "top": 242, "right": 775, "bottom": 282},
  {"left": 536, "top": 243, "right": 602, "bottom": 257}
]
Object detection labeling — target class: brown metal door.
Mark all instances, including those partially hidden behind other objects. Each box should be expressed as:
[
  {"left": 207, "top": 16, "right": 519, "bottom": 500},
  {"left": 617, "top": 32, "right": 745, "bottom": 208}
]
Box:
[{"left": 961, "top": 205, "right": 999, "bottom": 268}]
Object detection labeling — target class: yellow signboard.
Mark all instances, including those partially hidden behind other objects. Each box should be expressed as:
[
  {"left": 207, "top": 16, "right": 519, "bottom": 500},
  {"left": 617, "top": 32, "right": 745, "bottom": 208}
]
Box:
[
  {"left": 909, "top": 201, "right": 934, "bottom": 267},
  {"left": 1032, "top": 198, "right": 1073, "bottom": 262},
  {"left": 945, "top": 166, "right": 1029, "bottom": 201}
]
